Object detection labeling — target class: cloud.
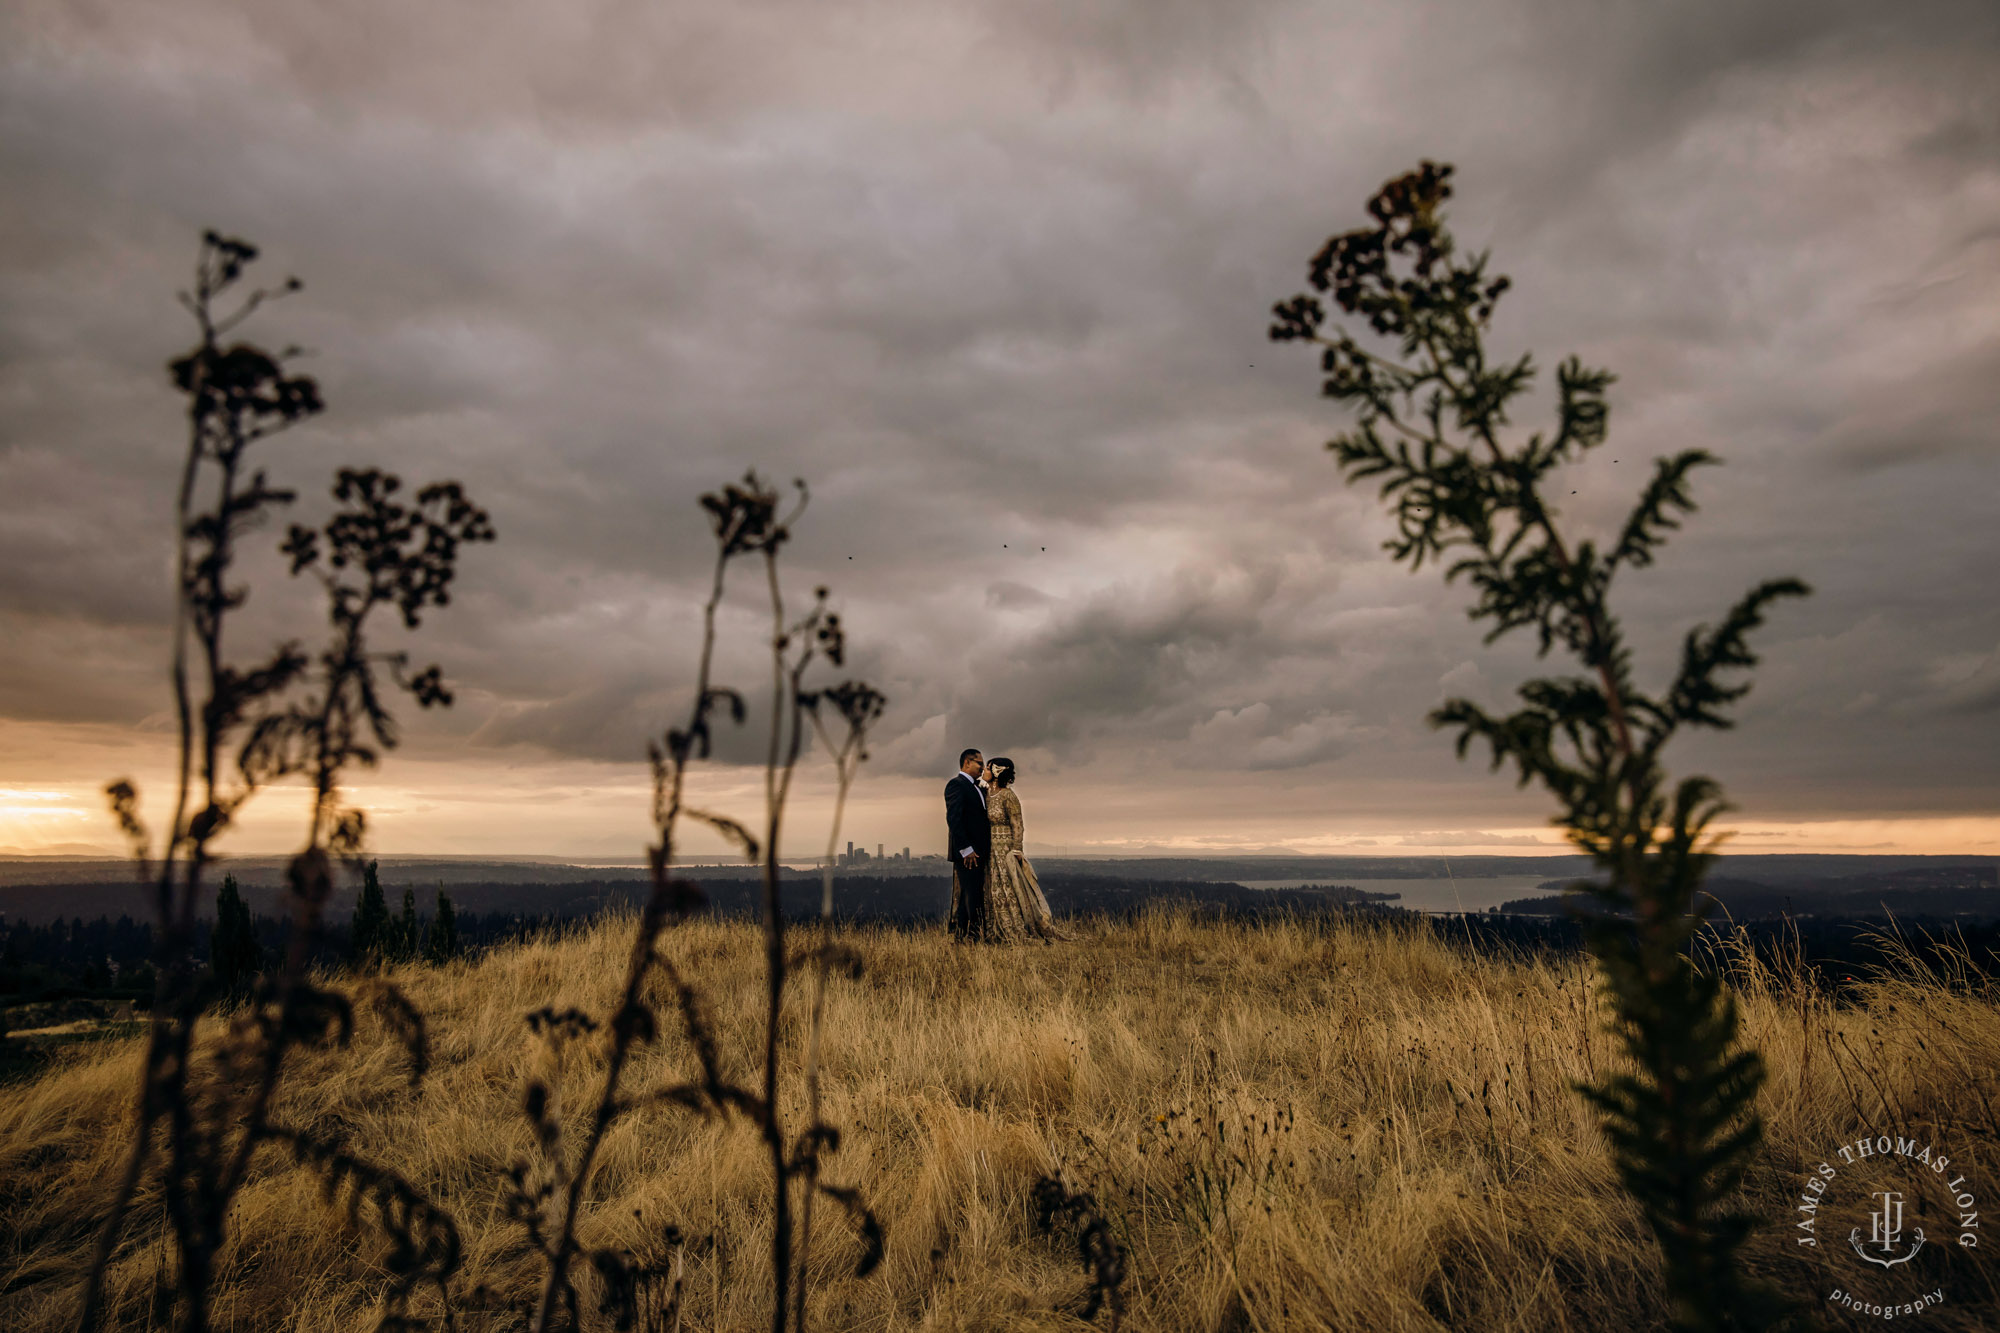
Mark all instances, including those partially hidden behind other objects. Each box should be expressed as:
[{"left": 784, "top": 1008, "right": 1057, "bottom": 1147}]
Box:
[
  {"left": 986, "top": 580, "right": 1053, "bottom": 610},
  {"left": 1, "top": 0, "right": 1997, "bottom": 852},
  {"left": 1393, "top": 830, "right": 1562, "bottom": 849},
  {"left": 1189, "top": 702, "right": 1365, "bottom": 771},
  {"left": 864, "top": 711, "right": 950, "bottom": 778}
]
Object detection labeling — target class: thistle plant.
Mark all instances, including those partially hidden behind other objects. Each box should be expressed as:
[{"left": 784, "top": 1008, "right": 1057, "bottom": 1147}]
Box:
[
  {"left": 83, "top": 232, "right": 482, "bottom": 1333},
  {"left": 84, "top": 232, "right": 322, "bottom": 1332},
  {"left": 518, "top": 472, "right": 884, "bottom": 1333},
  {"left": 261, "top": 462, "right": 494, "bottom": 855},
  {"left": 794, "top": 679, "right": 886, "bottom": 1332},
  {"left": 1272, "top": 162, "right": 1809, "bottom": 1330}
]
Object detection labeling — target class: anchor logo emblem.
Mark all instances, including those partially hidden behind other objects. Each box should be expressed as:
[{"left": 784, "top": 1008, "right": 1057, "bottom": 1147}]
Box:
[{"left": 1850, "top": 1190, "right": 1926, "bottom": 1268}]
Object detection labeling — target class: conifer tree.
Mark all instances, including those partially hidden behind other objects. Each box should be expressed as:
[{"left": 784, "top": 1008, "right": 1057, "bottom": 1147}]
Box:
[
  {"left": 423, "top": 888, "right": 459, "bottom": 964},
  {"left": 391, "top": 888, "right": 420, "bottom": 964},
  {"left": 350, "top": 858, "right": 389, "bottom": 964},
  {"left": 1273, "top": 161, "right": 1808, "bottom": 1332},
  {"left": 210, "top": 875, "right": 261, "bottom": 994}
]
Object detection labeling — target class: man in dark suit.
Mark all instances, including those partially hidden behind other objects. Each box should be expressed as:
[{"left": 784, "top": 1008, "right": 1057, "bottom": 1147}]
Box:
[{"left": 944, "top": 747, "right": 991, "bottom": 940}]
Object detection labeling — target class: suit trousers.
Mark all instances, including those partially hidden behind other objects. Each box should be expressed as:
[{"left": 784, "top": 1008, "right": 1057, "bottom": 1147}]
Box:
[{"left": 949, "top": 856, "right": 987, "bottom": 939}]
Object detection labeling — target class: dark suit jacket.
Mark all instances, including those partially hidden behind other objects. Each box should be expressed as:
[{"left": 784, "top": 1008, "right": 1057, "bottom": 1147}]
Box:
[{"left": 943, "top": 772, "right": 991, "bottom": 867}]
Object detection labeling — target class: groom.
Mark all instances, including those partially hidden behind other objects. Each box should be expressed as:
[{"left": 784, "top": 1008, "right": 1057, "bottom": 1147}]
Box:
[{"left": 944, "top": 747, "right": 990, "bottom": 940}]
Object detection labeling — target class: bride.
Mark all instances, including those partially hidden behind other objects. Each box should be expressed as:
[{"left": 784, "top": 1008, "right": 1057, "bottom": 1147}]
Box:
[{"left": 981, "top": 757, "right": 1070, "bottom": 943}]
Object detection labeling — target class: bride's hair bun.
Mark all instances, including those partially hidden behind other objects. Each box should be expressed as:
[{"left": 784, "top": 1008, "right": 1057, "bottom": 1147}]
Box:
[{"left": 988, "top": 756, "right": 1017, "bottom": 788}]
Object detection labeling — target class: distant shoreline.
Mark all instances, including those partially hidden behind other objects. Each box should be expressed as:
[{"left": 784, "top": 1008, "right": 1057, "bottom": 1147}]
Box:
[{"left": 2, "top": 853, "right": 1994, "bottom": 925}]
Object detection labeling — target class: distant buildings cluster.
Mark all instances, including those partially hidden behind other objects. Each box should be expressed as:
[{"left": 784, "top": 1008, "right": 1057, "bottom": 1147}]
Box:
[{"left": 835, "top": 841, "right": 927, "bottom": 868}]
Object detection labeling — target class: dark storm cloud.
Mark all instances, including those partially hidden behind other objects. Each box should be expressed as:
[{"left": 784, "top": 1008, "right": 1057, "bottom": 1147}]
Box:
[{"left": 3, "top": 0, "right": 1996, "bottom": 834}]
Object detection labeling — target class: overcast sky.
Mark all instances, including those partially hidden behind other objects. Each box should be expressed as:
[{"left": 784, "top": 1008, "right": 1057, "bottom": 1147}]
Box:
[{"left": 2, "top": 0, "right": 1996, "bottom": 861}]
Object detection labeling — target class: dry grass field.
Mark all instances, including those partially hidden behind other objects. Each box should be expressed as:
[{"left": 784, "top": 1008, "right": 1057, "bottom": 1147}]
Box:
[{"left": 3, "top": 904, "right": 1997, "bottom": 1332}]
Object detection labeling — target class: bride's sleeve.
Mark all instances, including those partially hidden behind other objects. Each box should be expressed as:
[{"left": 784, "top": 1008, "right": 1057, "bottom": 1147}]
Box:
[{"left": 1009, "top": 791, "right": 1025, "bottom": 844}]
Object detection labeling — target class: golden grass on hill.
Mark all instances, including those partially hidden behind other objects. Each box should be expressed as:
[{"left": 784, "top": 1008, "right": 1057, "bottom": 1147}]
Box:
[{"left": 3, "top": 905, "right": 1997, "bottom": 1331}]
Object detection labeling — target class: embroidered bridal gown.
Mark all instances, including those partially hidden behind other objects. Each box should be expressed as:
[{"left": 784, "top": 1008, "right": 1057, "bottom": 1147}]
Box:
[{"left": 983, "top": 787, "right": 1070, "bottom": 942}]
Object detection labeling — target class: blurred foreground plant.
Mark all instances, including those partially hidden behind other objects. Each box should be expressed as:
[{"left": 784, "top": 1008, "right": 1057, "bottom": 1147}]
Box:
[
  {"left": 78, "top": 232, "right": 883, "bottom": 1333},
  {"left": 514, "top": 472, "right": 886, "bottom": 1333},
  {"left": 1273, "top": 163, "right": 1809, "bottom": 1332},
  {"left": 84, "top": 232, "right": 489, "bottom": 1332}
]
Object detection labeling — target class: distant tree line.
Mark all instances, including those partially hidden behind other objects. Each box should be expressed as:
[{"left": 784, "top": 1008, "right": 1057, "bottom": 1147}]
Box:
[
  {"left": 1501, "top": 874, "right": 2000, "bottom": 921},
  {"left": 347, "top": 859, "right": 461, "bottom": 968},
  {"left": 1, "top": 864, "right": 553, "bottom": 1008},
  {"left": 11, "top": 865, "right": 1999, "bottom": 1010},
  {"left": 1433, "top": 909, "right": 2000, "bottom": 986}
]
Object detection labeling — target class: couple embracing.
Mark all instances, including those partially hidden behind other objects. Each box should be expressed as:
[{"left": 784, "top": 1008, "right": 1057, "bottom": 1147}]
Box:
[{"left": 942, "top": 747, "right": 1070, "bottom": 943}]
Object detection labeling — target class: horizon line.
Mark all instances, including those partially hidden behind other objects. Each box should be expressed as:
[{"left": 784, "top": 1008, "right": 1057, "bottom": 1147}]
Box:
[{"left": 5, "top": 850, "right": 1996, "bottom": 864}]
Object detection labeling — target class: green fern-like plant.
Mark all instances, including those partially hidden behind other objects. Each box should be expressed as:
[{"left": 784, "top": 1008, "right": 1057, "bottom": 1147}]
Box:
[{"left": 1272, "top": 161, "right": 1809, "bottom": 1331}]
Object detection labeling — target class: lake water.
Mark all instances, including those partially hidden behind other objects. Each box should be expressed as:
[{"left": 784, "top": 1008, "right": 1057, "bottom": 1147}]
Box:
[{"left": 1236, "top": 875, "right": 1566, "bottom": 915}]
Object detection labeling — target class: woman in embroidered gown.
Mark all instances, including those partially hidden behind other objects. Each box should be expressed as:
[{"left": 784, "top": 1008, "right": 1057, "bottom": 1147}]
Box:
[{"left": 981, "top": 757, "right": 1071, "bottom": 942}]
